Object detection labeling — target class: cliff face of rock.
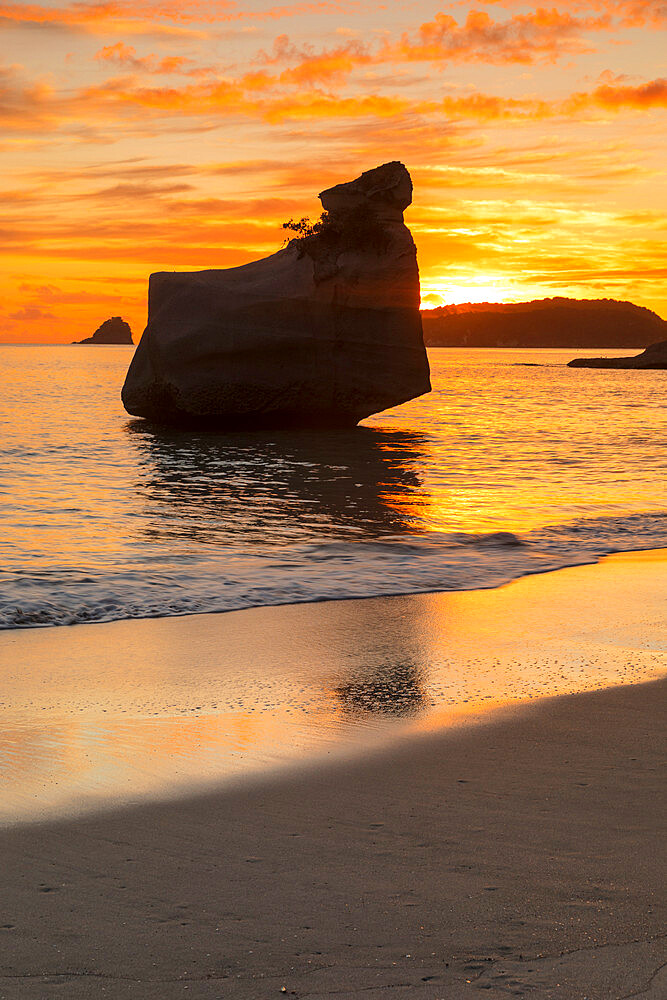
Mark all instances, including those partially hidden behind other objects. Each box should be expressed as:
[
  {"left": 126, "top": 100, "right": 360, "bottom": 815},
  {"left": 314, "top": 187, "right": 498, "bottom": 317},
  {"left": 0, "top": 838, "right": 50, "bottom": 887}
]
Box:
[
  {"left": 74, "top": 317, "right": 133, "bottom": 345},
  {"left": 122, "top": 161, "right": 430, "bottom": 427},
  {"left": 422, "top": 298, "right": 666, "bottom": 349},
  {"left": 567, "top": 339, "right": 667, "bottom": 369}
]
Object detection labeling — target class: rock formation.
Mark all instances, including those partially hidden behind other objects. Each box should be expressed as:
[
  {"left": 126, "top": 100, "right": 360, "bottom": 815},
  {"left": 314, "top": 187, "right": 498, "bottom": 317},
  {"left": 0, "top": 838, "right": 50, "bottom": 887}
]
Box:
[
  {"left": 422, "top": 298, "right": 666, "bottom": 349},
  {"left": 567, "top": 339, "right": 667, "bottom": 369},
  {"left": 122, "top": 161, "right": 430, "bottom": 427},
  {"left": 74, "top": 316, "right": 133, "bottom": 345}
]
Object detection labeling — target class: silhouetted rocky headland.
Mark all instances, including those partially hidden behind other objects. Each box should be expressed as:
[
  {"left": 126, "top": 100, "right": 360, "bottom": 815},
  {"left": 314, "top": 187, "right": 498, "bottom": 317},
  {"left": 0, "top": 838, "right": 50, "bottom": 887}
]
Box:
[
  {"left": 568, "top": 339, "right": 667, "bottom": 369},
  {"left": 74, "top": 316, "right": 133, "bottom": 345},
  {"left": 422, "top": 298, "right": 665, "bottom": 348},
  {"left": 122, "top": 161, "right": 430, "bottom": 428}
]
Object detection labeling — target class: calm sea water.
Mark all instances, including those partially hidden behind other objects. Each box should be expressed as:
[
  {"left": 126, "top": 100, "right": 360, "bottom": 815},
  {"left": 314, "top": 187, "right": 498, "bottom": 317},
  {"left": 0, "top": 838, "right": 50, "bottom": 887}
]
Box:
[{"left": 1, "top": 345, "right": 665, "bottom": 629}]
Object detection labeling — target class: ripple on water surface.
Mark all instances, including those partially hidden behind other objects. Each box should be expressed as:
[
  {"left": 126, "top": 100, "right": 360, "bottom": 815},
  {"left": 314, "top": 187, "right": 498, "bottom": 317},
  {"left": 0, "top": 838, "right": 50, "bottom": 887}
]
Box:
[{"left": 0, "top": 346, "right": 665, "bottom": 628}]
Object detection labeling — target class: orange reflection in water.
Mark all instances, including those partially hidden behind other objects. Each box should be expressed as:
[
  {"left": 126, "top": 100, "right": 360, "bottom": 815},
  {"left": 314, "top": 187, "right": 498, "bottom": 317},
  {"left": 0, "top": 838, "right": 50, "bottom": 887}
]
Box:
[{"left": 367, "top": 350, "right": 667, "bottom": 535}]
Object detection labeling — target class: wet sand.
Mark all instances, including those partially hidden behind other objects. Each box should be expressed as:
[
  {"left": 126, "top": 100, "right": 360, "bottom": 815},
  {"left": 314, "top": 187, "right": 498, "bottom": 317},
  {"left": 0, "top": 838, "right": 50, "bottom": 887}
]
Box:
[
  {"left": 1, "top": 549, "right": 666, "bottom": 825},
  {"left": 0, "top": 680, "right": 665, "bottom": 999}
]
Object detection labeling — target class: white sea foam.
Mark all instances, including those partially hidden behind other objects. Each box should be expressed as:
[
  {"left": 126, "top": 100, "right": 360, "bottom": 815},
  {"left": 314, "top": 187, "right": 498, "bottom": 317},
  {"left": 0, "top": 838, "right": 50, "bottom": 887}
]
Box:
[{"left": 2, "top": 512, "right": 666, "bottom": 629}]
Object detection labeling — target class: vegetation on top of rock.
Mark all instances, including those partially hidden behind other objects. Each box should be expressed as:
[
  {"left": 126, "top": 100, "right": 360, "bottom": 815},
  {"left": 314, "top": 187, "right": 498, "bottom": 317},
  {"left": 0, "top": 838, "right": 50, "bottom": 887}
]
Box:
[{"left": 282, "top": 206, "right": 390, "bottom": 259}]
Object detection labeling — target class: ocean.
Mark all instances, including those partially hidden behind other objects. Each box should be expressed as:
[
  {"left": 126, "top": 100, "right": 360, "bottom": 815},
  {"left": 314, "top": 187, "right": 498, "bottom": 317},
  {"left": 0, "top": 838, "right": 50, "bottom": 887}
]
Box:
[{"left": 1, "top": 344, "right": 665, "bottom": 630}]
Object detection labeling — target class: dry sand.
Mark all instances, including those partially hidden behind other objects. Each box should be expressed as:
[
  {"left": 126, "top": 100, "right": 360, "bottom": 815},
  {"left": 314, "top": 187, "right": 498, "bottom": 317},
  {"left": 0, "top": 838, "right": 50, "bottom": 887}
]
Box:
[{"left": 0, "top": 553, "right": 665, "bottom": 999}]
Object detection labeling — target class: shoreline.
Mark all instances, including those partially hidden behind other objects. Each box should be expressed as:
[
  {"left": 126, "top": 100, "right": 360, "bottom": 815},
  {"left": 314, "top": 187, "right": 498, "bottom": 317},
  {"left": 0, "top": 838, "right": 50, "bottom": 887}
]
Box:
[
  {"left": 4, "top": 533, "right": 667, "bottom": 634},
  {"left": 1, "top": 548, "right": 665, "bottom": 829},
  {"left": 1, "top": 677, "right": 665, "bottom": 999}
]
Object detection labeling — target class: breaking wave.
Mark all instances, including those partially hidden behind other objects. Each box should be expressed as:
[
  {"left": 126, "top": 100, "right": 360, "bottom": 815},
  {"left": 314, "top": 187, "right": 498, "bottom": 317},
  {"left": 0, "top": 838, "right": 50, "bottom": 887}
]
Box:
[{"left": 2, "top": 512, "right": 666, "bottom": 630}]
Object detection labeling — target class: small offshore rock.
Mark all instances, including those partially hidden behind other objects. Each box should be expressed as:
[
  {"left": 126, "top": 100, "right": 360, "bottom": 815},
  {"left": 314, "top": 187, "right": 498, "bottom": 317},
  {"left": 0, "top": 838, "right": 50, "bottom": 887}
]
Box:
[
  {"left": 74, "top": 316, "right": 133, "bottom": 345},
  {"left": 568, "top": 339, "right": 667, "bottom": 369}
]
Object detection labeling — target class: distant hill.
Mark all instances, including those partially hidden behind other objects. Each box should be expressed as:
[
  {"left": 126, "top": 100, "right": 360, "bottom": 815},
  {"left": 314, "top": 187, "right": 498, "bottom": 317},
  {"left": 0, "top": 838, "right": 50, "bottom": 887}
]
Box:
[
  {"left": 73, "top": 316, "right": 133, "bottom": 345},
  {"left": 421, "top": 298, "right": 666, "bottom": 349}
]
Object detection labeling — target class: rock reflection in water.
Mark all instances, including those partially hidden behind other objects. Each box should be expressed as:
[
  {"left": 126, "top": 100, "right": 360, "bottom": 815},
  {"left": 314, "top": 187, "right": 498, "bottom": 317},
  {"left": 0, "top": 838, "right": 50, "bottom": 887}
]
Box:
[
  {"left": 126, "top": 422, "right": 431, "bottom": 545},
  {"left": 333, "top": 660, "right": 428, "bottom": 718}
]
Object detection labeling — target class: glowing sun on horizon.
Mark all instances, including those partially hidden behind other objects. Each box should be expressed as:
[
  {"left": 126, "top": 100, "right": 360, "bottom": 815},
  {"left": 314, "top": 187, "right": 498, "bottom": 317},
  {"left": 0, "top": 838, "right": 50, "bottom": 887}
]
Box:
[{"left": 421, "top": 280, "right": 517, "bottom": 309}]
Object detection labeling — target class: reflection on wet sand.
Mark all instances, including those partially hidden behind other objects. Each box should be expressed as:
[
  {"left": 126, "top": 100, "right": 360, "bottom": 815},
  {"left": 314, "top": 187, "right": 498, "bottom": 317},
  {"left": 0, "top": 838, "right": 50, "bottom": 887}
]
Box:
[
  {"left": 0, "top": 708, "right": 341, "bottom": 820},
  {"left": 333, "top": 660, "right": 427, "bottom": 717},
  {"left": 321, "top": 594, "right": 432, "bottom": 718},
  {"left": 2, "top": 552, "right": 664, "bottom": 825},
  {"left": 126, "top": 422, "right": 432, "bottom": 544}
]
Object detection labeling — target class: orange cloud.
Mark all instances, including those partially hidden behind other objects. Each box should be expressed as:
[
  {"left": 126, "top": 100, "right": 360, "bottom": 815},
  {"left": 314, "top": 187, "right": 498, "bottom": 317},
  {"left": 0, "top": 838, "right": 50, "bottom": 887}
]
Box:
[
  {"left": 385, "top": 8, "right": 609, "bottom": 66},
  {"left": 84, "top": 181, "right": 196, "bottom": 200},
  {"left": 248, "top": 6, "right": 623, "bottom": 84},
  {"left": 71, "top": 67, "right": 423, "bottom": 123},
  {"left": 560, "top": 75, "right": 667, "bottom": 115},
  {"left": 0, "top": 2, "right": 214, "bottom": 40},
  {"left": 491, "top": 1, "right": 666, "bottom": 29},
  {"left": 0, "top": 66, "right": 58, "bottom": 131},
  {"left": 0, "top": 1, "right": 356, "bottom": 34},
  {"left": 590, "top": 77, "right": 667, "bottom": 110},
  {"left": 591, "top": 0, "right": 667, "bottom": 27},
  {"left": 94, "top": 42, "right": 215, "bottom": 77},
  {"left": 439, "top": 91, "right": 546, "bottom": 120},
  {"left": 3, "top": 51, "right": 665, "bottom": 139},
  {"left": 258, "top": 32, "right": 371, "bottom": 85},
  {"left": 18, "top": 281, "right": 131, "bottom": 305},
  {"left": 9, "top": 304, "right": 56, "bottom": 321},
  {"left": 0, "top": 1, "right": 229, "bottom": 24},
  {"left": 34, "top": 159, "right": 198, "bottom": 183},
  {"left": 438, "top": 77, "right": 667, "bottom": 121}
]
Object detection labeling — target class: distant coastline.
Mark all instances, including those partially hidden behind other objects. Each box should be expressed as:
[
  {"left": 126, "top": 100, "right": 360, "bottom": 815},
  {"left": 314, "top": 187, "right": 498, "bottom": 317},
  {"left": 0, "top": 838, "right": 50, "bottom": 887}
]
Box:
[
  {"left": 4, "top": 297, "right": 666, "bottom": 350},
  {"left": 421, "top": 296, "right": 666, "bottom": 348}
]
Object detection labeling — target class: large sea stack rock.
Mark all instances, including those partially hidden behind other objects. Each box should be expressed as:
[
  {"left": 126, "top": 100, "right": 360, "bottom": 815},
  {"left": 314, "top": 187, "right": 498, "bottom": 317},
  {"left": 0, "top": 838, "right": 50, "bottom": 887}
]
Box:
[
  {"left": 74, "top": 316, "right": 133, "bottom": 344},
  {"left": 568, "top": 339, "right": 667, "bottom": 369},
  {"left": 122, "top": 162, "right": 430, "bottom": 427}
]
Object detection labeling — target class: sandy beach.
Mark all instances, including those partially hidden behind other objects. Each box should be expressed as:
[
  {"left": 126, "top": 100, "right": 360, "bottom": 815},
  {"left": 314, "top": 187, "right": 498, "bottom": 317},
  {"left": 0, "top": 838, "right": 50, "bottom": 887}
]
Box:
[
  {"left": 1, "top": 553, "right": 666, "bottom": 999},
  {"left": 1, "top": 679, "right": 665, "bottom": 999}
]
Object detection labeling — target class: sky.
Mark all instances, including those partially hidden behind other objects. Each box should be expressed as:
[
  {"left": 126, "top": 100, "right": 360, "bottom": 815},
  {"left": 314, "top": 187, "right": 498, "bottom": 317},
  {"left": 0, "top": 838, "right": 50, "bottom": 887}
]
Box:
[{"left": 1, "top": 0, "right": 666, "bottom": 342}]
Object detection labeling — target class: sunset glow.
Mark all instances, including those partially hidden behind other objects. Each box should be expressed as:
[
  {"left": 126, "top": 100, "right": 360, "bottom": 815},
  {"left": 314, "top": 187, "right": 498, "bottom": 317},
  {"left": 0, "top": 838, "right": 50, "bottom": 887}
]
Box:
[
  {"left": 421, "top": 279, "right": 519, "bottom": 308},
  {"left": 2, "top": 0, "right": 666, "bottom": 342}
]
